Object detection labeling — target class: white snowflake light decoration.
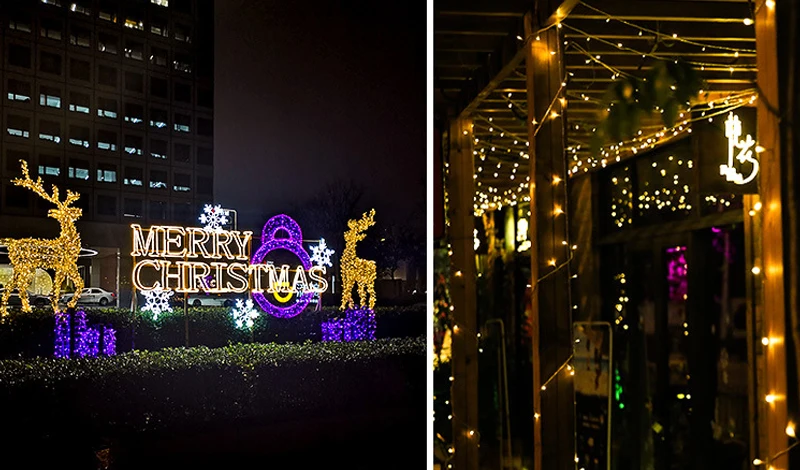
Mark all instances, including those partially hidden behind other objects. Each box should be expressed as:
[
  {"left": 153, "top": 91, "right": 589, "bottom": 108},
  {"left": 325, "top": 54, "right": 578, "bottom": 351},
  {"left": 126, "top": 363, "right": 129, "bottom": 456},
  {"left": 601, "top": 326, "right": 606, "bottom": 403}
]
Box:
[
  {"left": 141, "top": 287, "right": 174, "bottom": 321},
  {"left": 231, "top": 298, "right": 259, "bottom": 330},
  {"left": 199, "top": 204, "right": 229, "bottom": 232},
  {"left": 309, "top": 238, "right": 335, "bottom": 268}
]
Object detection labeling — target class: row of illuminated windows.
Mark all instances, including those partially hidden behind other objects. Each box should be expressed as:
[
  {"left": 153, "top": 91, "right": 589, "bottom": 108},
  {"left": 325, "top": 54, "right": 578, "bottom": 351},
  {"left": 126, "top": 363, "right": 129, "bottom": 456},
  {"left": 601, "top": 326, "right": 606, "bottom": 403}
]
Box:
[
  {"left": 2, "top": 183, "right": 200, "bottom": 223},
  {"left": 19, "top": 1, "right": 193, "bottom": 43},
  {"left": 4, "top": 45, "right": 209, "bottom": 101},
  {"left": 4, "top": 113, "right": 212, "bottom": 145},
  {"left": 3, "top": 128, "right": 213, "bottom": 167},
  {"left": 7, "top": 78, "right": 212, "bottom": 115},
  {"left": 4, "top": 152, "right": 210, "bottom": 194},
  {"left": 6, "top": 40, "right": 193, "bottom": 76}
]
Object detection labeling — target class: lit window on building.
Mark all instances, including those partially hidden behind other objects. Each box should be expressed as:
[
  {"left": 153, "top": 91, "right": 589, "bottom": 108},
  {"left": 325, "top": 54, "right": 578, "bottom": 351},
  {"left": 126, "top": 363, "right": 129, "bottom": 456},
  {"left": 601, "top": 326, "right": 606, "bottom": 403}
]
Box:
[
  {"left": 150, "top": 21, "right": 169, "bottom": 37},
  {"left": 69, "top": 26, "right": 91, "bottom": 48},
  {"left": 69, "top": 92, "right": 90, "bottom": 114},
  {"left": 125, "top": 103, "right": 144, "bottom": 124},
  {"left": 97, "top": 130, "right": 117, "bottom": 151},
  {"left": 174, "top": 114, "right": 191, "bottom": 133},
  {"left": 124, "top": 198, "right": 143, "bottom": 219},
  {"left": 124, "top": 41, "right": 144, "bottom": 61},
  {"left": 7, "top": 115, "right": 31, "bottom": 138},
  {"left": 174, "top": 24, "right": 191, "bottom": 43},
  {"left": 42, "top": 0, "right": 62, "bottom": 7},
  {"left": 68, "top": 159, "right": 90, "bottom": 180},
  {"left": 173, "top": 57, "right": 192, "bottom": 74},
  {"left": 124, "top": 167, "right": 144, "bottom": 186},
  {"left": 38, "top": 155, "right": 61, "bottom": 177},
  {"left": 7, "top": 79, "right": 31, "bottom": 102},
  {"left": 40, "top": 19, "right": 62, "bottom": 41},
  {"left": 70, "top": 2, "right": 91, "bottom": 15},
  {"left": 124, "top": 135, "right": 143, "bottom": 156},
  {"left": 173, "top": 173, "right": 191, "bottom": 192},
  {"left": 39, "top": 86, "right": 61, "bottom": 108},
  {"left": 98, "top": 5, "right": 117, "bottom": 23},
  {"left": 97, "top": 165, "right": 117, "bottom": 183},
  {"left": 150, "top": 170, "right": 168, "bottom": 189},
  {"left": 97, "top": 33, "right": 118, "bottom": 54},
  {"left": 9, "top": 16, "right": 32, "bottom": 33},
  {"left": 151, "top": 0, "right": 169, "bottom": 7},
  {"left": 150, "top": 46, "right": 168, "bottom": 67},
  {"left": 68, "top": 125, "right": 91, "bottom": 148},
  {"left": 124, "top": 19, "right": 144, "bottom": 31},
  {"left": 97, "top": 97, "right": 118, "bottom": 119},
  {"left": 151, "top": 139, "right": 168, "bottom": 159},
  {"left": 150, "top": 108, "right": 168, "bottom": 129},
  {"left": 39, "top": 120, "right": 61, "bottom": 144}
]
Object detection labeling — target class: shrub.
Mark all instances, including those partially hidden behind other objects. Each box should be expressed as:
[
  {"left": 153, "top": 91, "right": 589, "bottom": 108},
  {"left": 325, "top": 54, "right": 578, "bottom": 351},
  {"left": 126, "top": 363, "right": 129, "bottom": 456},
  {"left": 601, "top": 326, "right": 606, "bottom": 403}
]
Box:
[
  {"left": 0, "top": 304, "right": 425, "bottom": 358},
  {"left": 0, "top": 336, "right": 425, "bottom": 444}
]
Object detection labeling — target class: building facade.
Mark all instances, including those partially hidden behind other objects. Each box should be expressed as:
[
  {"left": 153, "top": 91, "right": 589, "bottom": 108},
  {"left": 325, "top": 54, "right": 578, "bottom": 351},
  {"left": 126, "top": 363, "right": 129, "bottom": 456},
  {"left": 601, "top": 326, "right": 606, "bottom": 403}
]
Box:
[{"left": 0, "top": 0, "right": 214, "bottom": 303}]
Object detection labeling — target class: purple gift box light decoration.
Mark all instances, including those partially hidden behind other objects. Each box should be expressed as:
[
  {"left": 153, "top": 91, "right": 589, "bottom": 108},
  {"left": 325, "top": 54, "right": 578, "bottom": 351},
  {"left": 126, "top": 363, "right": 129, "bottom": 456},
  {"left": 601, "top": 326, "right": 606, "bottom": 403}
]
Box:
[
  {"left": 54, "top": 309, "right": 117, "bottom": 358},
  {"left": 321, "top": 307, "right": 376, "bottom": 342},
  {"left": 54, "top": 312, "right": 70, "bottom": 359}
]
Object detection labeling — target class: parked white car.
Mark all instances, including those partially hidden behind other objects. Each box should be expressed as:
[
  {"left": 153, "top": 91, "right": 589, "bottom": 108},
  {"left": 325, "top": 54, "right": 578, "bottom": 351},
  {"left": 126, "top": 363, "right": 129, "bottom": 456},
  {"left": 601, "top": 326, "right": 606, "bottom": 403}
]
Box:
[
  {"left": 61, "top": 288, "right": 116, "bottom": 306},
  {"left": 185, "top": 293, "right": 234, "bottom": 307}
]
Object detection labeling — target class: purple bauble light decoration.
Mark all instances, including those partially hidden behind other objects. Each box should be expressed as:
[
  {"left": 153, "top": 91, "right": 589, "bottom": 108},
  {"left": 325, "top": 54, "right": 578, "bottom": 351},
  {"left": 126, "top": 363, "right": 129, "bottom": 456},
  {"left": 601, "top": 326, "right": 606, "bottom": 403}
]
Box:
[
  {"left": 103, "top": 327, "right": 117, "bottom": 356},
  {"left": 321, "top": 319, "right": 343, "bottom": 341},
  {"left": 343, "top": 307, "right": 376, "bottom": 342},
  {"left": 54, "top": 311, "right": 70, "bottom": 358},
  {"left": 72, "top": 309, "right": 90, "bottom": 358},
  {"left": 251, "top": 214, "right": 314, "bottom": 318}
]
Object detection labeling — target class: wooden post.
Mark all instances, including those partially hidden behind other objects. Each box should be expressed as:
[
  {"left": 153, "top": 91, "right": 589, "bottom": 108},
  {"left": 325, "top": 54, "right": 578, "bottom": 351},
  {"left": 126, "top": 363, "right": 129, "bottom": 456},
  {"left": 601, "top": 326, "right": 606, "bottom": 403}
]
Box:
[
  {"left": 524, "top": 11, "right": 543, "bottom": 470},
  {"left": 755, "top": 1, "right": 788, "bottom": 467},
  {"left": 448, "top": 116, "right": 479, "bottom": 470}
]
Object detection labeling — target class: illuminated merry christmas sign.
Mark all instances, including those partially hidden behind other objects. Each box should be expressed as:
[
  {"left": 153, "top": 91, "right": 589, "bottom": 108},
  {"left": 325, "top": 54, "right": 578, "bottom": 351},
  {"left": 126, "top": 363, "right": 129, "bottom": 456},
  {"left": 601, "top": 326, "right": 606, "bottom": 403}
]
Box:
[{"left": 131, "top": 214, "right": 329, "bottom": 318}]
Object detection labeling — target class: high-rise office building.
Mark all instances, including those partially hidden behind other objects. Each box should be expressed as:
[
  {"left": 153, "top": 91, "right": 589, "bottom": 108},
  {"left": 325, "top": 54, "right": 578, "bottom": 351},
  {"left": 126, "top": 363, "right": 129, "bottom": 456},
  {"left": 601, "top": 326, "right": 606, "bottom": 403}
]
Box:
[{"left": 0, "top": 0, "right": 214, "bottom": 301}]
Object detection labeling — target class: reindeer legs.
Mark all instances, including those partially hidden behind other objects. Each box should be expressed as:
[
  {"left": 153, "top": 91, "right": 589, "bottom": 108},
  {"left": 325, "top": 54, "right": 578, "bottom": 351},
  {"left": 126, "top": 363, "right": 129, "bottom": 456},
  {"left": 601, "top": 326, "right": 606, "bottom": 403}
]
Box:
[{"left": 66, "top": 265, "right": 83, "bottom": 309}]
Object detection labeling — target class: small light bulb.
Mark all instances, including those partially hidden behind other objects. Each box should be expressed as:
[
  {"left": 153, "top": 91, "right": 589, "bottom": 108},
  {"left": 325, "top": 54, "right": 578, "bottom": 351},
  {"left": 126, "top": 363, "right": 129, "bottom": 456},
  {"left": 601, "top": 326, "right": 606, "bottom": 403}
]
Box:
[
  {"left": 752, "top": 266, "right": 761, "bottom": 275},
  {"left": 743, "top": 18, "right": 753, "bottom": 26},
  {"left": 753, "top": 458, "right": 763, "bottom": 466},
  {"left": 754, "top": 201, "right": 763, "bottom": 211},
  {"left": 787, "top": 423, "right": 796, "bottom": 438},
  {"left": 766, "top": 393, "right": 777, "bottom": 404},
  {"left": 762, "top": 337, "right": 770, "bottom": 346}
]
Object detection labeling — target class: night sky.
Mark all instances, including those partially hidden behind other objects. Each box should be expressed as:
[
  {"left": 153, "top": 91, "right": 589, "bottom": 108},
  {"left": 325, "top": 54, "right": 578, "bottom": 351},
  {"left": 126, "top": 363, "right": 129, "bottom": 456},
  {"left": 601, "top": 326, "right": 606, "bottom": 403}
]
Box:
[{"left": 215, "top": 1, "right": 426, "bottom": 235}]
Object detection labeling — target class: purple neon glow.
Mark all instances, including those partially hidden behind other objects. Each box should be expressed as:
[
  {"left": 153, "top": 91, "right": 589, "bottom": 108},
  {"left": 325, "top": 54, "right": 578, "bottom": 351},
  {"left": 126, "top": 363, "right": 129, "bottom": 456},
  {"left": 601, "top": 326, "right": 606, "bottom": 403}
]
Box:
[
  {"left": 251, "top": 214, "right": 314, "bottom": 318},
  {"left": 666, "top": 247, "right": 688, "bottom": 302},
  {"left": 54, "top": 311, "right": 70, "bottom": 358},
  {"left": 322, "top": 308, "right": 376, "bottom": 342},
  {"left": 102, "top": 327, "right": 117, "bottom": 356}
]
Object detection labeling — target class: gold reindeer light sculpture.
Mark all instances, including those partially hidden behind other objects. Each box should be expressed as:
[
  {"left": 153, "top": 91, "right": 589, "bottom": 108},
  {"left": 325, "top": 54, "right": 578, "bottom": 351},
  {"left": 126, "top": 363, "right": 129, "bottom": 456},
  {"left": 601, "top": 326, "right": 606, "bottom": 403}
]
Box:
[
  {"left": 0, "top": 161, "right": 84, "bottom": 315},
  {"left": 340, "top": 209, "right": 377, "bottom": 310}
]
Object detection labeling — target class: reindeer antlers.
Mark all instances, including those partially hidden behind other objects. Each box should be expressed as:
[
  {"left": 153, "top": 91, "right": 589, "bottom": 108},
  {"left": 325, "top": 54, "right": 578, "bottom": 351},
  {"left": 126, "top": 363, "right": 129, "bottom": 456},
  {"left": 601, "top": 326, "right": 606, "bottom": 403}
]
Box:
[{"left": 12, "top": 160, "right": 80, "bottom": 207}]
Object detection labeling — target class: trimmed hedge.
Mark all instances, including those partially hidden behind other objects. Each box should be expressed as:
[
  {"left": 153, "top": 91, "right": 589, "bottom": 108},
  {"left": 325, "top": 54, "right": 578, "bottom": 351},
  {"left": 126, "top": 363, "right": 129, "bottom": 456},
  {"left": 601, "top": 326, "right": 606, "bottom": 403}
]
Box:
[
  {"left": 0, "top": 304, "right": 425, "bottom": 358},
  {"left": 0, "top": 336, "right": 425, "bottom": 445}
]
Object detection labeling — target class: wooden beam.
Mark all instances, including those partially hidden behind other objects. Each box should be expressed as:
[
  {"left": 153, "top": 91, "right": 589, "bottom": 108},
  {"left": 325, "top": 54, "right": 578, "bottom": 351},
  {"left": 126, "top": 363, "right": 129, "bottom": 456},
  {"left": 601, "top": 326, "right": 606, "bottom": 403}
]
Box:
[
  {"left": 754, "top": 1, "right": 787, "bottom": 467},
  {"left": 569, "top": 0, "right": 752, "bottom": 22},
  {"left": 448, "top": 117, "right": 479, "bottom": 470}
]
